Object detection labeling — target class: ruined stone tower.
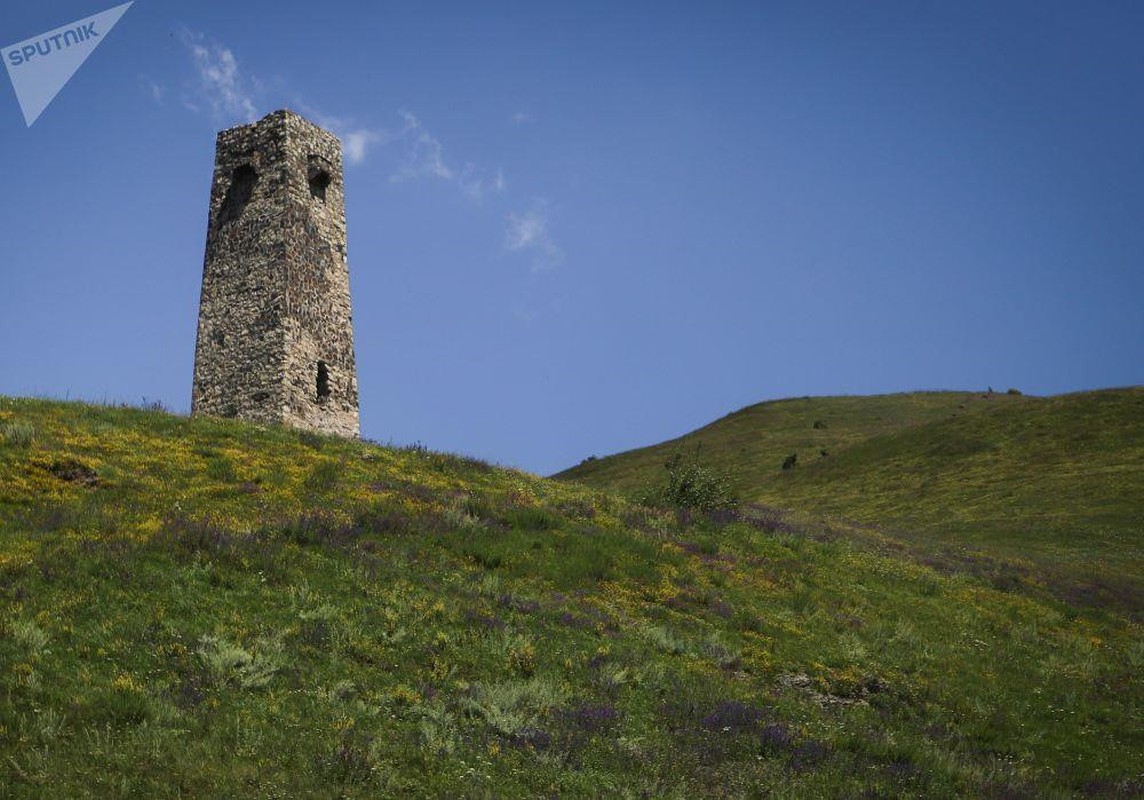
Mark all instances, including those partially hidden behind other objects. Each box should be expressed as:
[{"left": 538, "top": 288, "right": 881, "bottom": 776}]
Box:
[{"left": 192, "top": 109, "right": 359, "bottom": 437}]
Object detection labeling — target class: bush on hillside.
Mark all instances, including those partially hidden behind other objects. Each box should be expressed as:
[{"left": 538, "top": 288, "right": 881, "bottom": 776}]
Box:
[{"left": 640, "top": 449, "right": 738, "bottom": 518}]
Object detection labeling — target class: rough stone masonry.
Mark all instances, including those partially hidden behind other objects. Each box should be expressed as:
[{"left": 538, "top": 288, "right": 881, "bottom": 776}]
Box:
[{"left": 191, "top": 109, "right": 360, "bottom": 437}]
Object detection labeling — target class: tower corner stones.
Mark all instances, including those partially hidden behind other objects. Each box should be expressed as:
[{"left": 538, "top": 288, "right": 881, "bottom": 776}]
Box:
[{"left": 191, "top": 109, "right": 360, "bottom": 438}]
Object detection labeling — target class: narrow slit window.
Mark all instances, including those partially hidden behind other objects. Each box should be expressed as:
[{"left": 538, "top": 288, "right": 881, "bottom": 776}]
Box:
[{"left": 316, "top": 360, "right": 331, "bottom": 401}]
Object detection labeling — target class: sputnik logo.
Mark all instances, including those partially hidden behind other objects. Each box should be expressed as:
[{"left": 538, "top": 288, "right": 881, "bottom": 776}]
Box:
[{"left": 3, "top": 2, "right": 133, "bottom": 127}]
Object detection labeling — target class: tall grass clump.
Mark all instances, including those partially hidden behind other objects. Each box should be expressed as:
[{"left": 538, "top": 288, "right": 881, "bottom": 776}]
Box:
[
  {"left": 1, "top": 422, "right": 34, "bottom": 447},
  {"left": 197, "top": 635, "right": 284, "bottom": 690}
]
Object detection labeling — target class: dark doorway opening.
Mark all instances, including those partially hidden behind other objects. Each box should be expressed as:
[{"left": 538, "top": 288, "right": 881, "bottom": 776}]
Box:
[{"left": 317, "top": 361, "right": 331, "bottom": 401}]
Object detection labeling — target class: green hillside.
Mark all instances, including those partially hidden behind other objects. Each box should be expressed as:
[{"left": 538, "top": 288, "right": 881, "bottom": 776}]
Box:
[
  {"left": 1, "top": 397, "right": 1140, "bottom": 797},
  {"left": 556, "top": 389, "right": 1144, "bottom": 617},
  {"left": 556, "top": 391, "right": 1020, "bottom": 495}
]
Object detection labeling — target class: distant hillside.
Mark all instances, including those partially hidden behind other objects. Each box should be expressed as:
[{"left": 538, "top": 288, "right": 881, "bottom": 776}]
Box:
[
  {"left": 556, "top": 391, "right": 1016, "bottom": 494},
  {"left": 0, "top": 397, "right": 1140, "bottom": 797},
  {"left": 556, "top": 389, "right": 1144, "bottom": 612}
]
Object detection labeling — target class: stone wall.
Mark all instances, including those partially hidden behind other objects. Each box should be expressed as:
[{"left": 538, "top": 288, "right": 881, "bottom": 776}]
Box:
[{"left": 191, "top": 109, "right": 359, "bottom": 437}]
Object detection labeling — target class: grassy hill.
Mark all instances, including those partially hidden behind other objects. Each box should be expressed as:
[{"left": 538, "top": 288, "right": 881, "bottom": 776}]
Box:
[
  {"left": 556, "top": 391, "right": 1019, "bottom": 496},
  {"left": 556, "top": 388, "right": 1144, "bottom": 617},
  {"left": 1, "top": 397, "right": 1141, "bottom": 797}
]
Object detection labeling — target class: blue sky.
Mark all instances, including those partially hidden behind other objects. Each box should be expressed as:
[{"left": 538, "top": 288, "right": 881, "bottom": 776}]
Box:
[{"left": 1, "top": 1, "right": 1141, "bottom": 475}]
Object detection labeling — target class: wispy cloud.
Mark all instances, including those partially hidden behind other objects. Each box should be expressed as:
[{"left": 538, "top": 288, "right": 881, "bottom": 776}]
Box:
[
  {"left": 178, "top": 35, "right": 383, "bottom": 166},
  {"left": 140, "top": 75, "right": 165, "bottom": 104},
  {"left": 390, "top": 111, "right": 505, "bottom": 200},
  {"left": 391, "top": 111, "right": 455, "bottom": 182},
  {"left": 179, "top": 30, "right": 258, "bottom": 123},
  {"left": 175, "top": 32, "right": 551, "bottom": 283},
  {"left": 505, "top": 200, "right": 562, "bottom": 273},
  {"left": 459, "top": 165, "right": 507, "bottom": 201}
]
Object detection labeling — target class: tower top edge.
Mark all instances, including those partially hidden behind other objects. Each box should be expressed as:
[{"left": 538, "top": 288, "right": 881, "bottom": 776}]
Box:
[{"left": 215, "top": 109, "right": 341, "bottom": 144}]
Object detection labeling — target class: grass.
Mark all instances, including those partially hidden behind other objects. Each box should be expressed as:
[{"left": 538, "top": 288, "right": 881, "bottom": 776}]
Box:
[
  {"left": 556, "top": 388, "right": 1144, "bottom": 618},
  {"left": 1, "top": 421, "right": 35, "bottom": 448},
  {"left": 0, "top": 395, "right": 1140, "bottom": 797},
  {"left": 555, "top": 391, "right": 1022, "bottom": 495}
]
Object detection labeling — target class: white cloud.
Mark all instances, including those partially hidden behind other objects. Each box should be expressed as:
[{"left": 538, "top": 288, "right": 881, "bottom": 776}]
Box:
[
  {"left": 505, "top": 201, "right": 562, "bottom": 273},
  {"left": 140, "top": 75, "right": 164, "bottom": 103},
  {"left": 297, "top": 104, "right": 386, "bottom": 165},
  {"left": 342, "top": 129, "right": 381, "bottom": 165},
  {"left": 389, "top": 112, "right": 505, "bottom": 200},
  {"left": 512, "top": 111, "right": 534, "bottom": 125},
  {"left": 178, "top": 46, "right": 385, "bottom": 166},
  {"left": 180, "top": 31, "right": 258, "bottom": 123},
  {"left": 303, "top": 106, "right": 386, "bottom": 166},
  {"left": 391, "top": 111, "right": 454, "bottom": 182},
  {"left": 459, "top": 165, "right": 507, "bottom": 201},
  {"left": 459, "top": 168, "right": 483, "bottom": 199},
  {"left": 505, "top": 208, "right": 546, "bottom": 250}
]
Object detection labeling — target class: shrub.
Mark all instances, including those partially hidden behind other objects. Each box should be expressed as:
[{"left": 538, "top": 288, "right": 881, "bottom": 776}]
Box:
[{"left": 641, "top": 450, "right": 738, "bottom": 514}]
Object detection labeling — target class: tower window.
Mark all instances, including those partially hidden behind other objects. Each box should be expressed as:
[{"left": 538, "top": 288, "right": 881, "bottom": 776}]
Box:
[
  {"left": 308, "top": 161, "right": 331, "bottom": 201},
  {"left": 316, "top": 361, "right": 331, "bottom": 401},
  {"left": 219, "top": 164, "right": 257, "bottom": 225}
]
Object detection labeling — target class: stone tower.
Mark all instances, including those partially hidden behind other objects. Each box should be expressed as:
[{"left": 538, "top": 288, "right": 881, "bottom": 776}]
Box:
[{"left": 191, "top": 109, "right": 359, "bottom": 437}]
